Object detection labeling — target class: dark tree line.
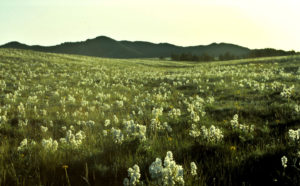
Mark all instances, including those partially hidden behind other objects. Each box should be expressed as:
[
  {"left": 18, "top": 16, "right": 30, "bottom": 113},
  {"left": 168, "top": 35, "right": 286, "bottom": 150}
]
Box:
[
  {"left": 170, "top": 49, "right": 297, "bottom": 62},
  {"left": 171, "top": 53, "right": 214, "bottom": 62},
  {"left": 248, "top": 48, "right": 296, "bottom": 58},
  {"left": 170, "top": 52, "right": 237, "bottom": 62},
  {"left": 218, "top": 52, "right": 237, "bottom": 61}
]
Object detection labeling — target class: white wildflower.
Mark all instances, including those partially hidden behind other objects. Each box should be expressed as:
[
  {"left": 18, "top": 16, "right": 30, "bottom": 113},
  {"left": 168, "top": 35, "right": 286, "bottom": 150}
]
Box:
[
  {"left": 201, "top": 125, "right": 224, "bottom": 143},
  {"left": 149, "top": 151, "right": 184, "bottom": 185},
  {"left": 295, "top": 104, "right": 300, "bottom": 113},
  {"left": 128, "top": 164, "right": 141, "bottom": 186},
  {"left": 281, "top": 156, "right": 288, "bottom": 168},
  {"left": 41, "top": 138, "right": 58, "bottom": 152},
  {"left": 103, "top": 130, "right": 108, "bottom": 136},
  {"left": 280, "top": 85, "right": 294, "bottom": 99},
  {"left": 149, "top": 158, "right": 163, "bottom": 180},
  {"left": 113, "top": 115, "right": 119, "bottom": 124},
  {"left": 288, "top": 128, "right": 300, "bottom": 141},
  {"left": 190, "top": 162, "right": 197, "bottom": 176},
  {"left": 150, "top": 118, "right": 162, "bottom": 131},
  {"left": 207, "top": 96, "right": 215, "bottom": 104},
  {"left": 18, "top": 119, "right": 28, "bottom": 128},
  {"left": 152, "top": 107, "right": 163, "bottom": 118},
  {"left": 104, "top": 119, "right": 111, "bottom": 127},
  {"left": 189, "top": 124, "right": 201, "bottom": 138},
  {"left": 17, "top": 138, "right": 28, "bottom": 152},
  {"left": 190, "top": 111, "right": 200, "bottom": 123},
  {"left": 163, "top": 122, "right": 172, "bottom": 132},
  {"left": 111, "top": 127, "right": 124, "bottom": 144},
  {"left": 123, "top": 178, "right": 130, "bottom": 186},
  {"left": 61, "top": 126, "right": 67, "bottom": 131},
  {"left": 41, "top": 125, "right": 48, "bottom": 132},
  {"left": 116, "top": 100, "right": 124, "bottom": 108},
  {"left": 168, "top": 108, "right": 181, "bottom": 119},
  {"left": 123, "top": 120, "right": 147, "bottom": 141},
  {"left": 86, "top": 120, "right": 95, "bottom": 127}
]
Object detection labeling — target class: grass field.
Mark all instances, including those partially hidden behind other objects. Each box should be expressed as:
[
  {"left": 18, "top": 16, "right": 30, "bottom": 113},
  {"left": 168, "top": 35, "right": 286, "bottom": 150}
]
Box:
[{"left": 0, "top": 48, "right": 300, "bottom": 186}]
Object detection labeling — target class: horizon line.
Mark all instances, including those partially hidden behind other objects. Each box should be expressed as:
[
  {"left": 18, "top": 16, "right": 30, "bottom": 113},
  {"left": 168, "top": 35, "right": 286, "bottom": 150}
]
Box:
[{"left": 0, "top": 35, "right": 298, "bottom": 52}]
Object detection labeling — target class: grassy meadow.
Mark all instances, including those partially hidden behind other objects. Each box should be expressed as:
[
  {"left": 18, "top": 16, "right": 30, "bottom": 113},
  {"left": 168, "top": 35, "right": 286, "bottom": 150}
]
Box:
[{"left": 0, "top": 48, "right": 300, "bottom": 185}]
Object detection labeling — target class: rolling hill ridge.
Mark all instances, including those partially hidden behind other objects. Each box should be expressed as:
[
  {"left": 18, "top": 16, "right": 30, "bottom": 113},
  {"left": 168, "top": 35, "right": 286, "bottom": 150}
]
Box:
[{"left": 0, "top": 36, "right": 251, "bottom": 59}]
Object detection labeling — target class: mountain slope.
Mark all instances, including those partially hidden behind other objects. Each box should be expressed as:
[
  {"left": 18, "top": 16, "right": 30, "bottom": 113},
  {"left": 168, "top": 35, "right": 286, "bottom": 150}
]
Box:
[{"left": 0, "top": 36, "right": 251, "bottom": 58}]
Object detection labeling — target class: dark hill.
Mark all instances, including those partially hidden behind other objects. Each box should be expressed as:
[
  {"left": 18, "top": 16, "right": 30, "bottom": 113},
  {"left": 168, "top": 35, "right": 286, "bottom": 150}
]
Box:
[{"left": 0, "top": 36, "right": 251, "bottom": 58}]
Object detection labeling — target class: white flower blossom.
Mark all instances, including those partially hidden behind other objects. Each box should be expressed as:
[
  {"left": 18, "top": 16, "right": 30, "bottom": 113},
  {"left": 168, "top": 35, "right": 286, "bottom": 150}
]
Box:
[
  {"left": 149, "top": 151, "right": 184, "bottom": 185},
  {"left": 281, "top": 156, "right": 288, "bottom": 168},
  {"left": 41, "top": 125, "right": 48, "bottom": 132},
  {"left": 189, "top": 124, "right": 201, "bottom": 138},
  {"left": 168, "top": 108, "right": 181, "bottom": 119},
  {"left": 280, "top": 85, "right": 294, "bottom": 99},
  {"left": 111, "top": 127, "right": 124, "bottom": 144},
  {"left": 104, "top": 119, "right": 111, "bottom": 127},
  {"left": 123, "top": 119, "right": 147, "bottom": 141},
  {"left": 288, "top": 129, "right": 300, "bottom": 141},
  {"left": 103, "top": 130, "right": 108, "bottom": 136},
  {"left": 17, "top": 138, "right": 28, "bottom": 152},
  {"left": 124, "top": 164, "right": 141, "bottom": 186},
  {"left": 41, "top": 138, "right": 58, "bottom": 152},
  {"left": 190, "top": 162, "right": 197, "bottom": 176}
]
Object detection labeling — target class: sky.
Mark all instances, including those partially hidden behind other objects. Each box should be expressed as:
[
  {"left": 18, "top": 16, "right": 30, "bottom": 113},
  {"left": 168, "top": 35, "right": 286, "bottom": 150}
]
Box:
[{"left": 0, "top": 0, "right": 299, "bottom": 51}]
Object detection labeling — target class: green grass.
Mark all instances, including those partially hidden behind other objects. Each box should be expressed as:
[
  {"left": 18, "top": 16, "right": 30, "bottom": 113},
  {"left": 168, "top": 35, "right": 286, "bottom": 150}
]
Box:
[{"left": 0, "top": 48, "right": 300, "bottom": 185}]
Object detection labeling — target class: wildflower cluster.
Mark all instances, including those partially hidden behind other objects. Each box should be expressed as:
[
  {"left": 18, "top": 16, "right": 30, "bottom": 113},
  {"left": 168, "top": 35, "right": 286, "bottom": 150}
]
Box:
[
  {"left": 123, "top": 119, "right": 147, "bottom": 141},
  {"left": 110, "top": 127, "right": 124, "bottom": 144},
  {"left": 189, "top": 124, "right": 201, "bottom": 138},
  {"left": 189, "top": 124, "right": 223, "bottom": 143},
  {"left": 186, "top": 96, "right": 206, "bottom": 123},
  {"left": 295, "top": 104, "right": 300, "bottom": 113},
  {"left": 200, "top": 125, "right": 224, "bottom": 143},
  {"left": 281, "top": 156, "right": 288, "bottom": 168},
  {"left": 60, "top": 129, "right": 86, "bottom": 148},
  {"left": 149, "top": 151, "right": 184, "bottom": 185},
  {"left": 168, "top": 108, "right": 181, "bottom": 119},
  {"left": 150, "top": 107, "right": 168, "bottom": 131},
  {"left": 17, "top": 138, "right": 29, "bottom": 152},
  {"left": 280, "top": 85, "right": 294, "bottom": 99},
  {"left": 288, "top": 128, "right": 300, "bottom": 142},
  {"left": 230, "top": 114, "right": 254, "bottom": 133},
  {"left": 17, "top": 138, "right": 36, "bottom": 152},
  {"left": 41, "top": 138, "right": 58, "bottom": 152},
  {"left": 123, "top": 164, "right": 141, "bottom": 186},
  {"left": 1, "top": 48, "right": 300, "bottom": 185},
  {"left": 152, "top": 107, "right": 163, "bottom": 118},
  {"left": 41, "top": 125, "right": 48, "bottom": 133},
  {"left": 190, "top": 162, "right": 197, "bottom": 176},
  {"left": 0, "top": 108, "right": 8, "bottom": 126}
]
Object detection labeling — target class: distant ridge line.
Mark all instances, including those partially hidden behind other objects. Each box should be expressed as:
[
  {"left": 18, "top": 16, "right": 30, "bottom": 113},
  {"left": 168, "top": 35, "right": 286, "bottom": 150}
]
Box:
[{"left": 0, "top": 36, "right": 250, "bottom": 58}]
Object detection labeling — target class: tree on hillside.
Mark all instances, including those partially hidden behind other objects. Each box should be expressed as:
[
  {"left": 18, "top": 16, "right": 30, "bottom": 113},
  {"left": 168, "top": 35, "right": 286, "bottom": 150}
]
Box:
[
  {"left": 171, "top": 53, "right": 214, "bottom": 62},
  {"left": 219, "top": 52, "right": 236, "bottom": 61},
  {"left": 159, "top": 56, "right": 165, "bottom": 60},
  {"left": 248, "top": 48, "right": 296, "bottom": 58},
  {"left": 199, "top": 53, "right": 214, "bottom": 61}
]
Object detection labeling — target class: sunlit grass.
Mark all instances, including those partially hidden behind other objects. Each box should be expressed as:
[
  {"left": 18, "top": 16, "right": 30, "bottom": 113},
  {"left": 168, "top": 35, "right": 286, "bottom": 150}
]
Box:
[{"left": 0, "top": 48, "right": 300, "bottom": 185}]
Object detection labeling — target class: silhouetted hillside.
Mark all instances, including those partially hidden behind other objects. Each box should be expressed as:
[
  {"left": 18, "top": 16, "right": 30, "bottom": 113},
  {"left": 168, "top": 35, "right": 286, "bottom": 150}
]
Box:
[{"left": 0, "top": 36, "right": 251, "bottom": 58}]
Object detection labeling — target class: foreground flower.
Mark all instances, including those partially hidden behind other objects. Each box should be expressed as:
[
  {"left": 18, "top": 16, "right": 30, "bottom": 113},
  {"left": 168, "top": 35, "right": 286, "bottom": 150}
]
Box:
[
  {"left": 42, "top": 138, "right": 58, "bottom": 152},
  {"left": 190, "top": 162, "right": 197, "bottom": 176},
  {"left": 17, "top": 138, "right": 28, "bottom": 152},
  {"left": 149, "top": 151, "right": 184, "bottom": 185},
  {"left": 111, "top": 127, "right": 124, "bottom": 144},
  {"left": 288, "top": 129, "right": 300, "bottom": 141},
  {"left": 281, "top": 156, "right": 288, "bottom": 168},
  {"left": 123, "top": 164, "right": 141, "bottom": 186}
]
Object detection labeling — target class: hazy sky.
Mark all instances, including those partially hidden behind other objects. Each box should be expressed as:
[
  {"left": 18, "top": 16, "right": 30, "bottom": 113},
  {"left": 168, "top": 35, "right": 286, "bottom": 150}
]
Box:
[{"left": 1, "top": 0, "right": 299, "bottom": 51}]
